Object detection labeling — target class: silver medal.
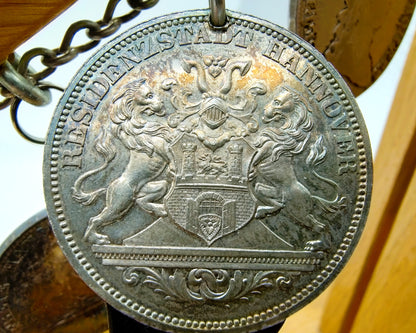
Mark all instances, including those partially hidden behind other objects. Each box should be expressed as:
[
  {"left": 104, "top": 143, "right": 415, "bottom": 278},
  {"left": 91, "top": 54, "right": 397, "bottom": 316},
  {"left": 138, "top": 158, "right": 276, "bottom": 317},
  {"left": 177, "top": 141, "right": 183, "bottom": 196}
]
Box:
[{"left": 44, "top": 9, "right": 372, "bottom": 332}]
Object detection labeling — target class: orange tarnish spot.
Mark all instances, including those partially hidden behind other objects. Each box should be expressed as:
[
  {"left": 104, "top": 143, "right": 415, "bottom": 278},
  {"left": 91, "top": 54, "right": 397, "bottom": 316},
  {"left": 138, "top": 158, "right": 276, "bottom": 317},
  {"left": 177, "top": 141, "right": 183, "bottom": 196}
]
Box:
[
  {"left": 178, "top": 72, "right": 196, "bottom": 86},
  {"left": 236, "top": 62, "right": 283, "bottom": 92}
]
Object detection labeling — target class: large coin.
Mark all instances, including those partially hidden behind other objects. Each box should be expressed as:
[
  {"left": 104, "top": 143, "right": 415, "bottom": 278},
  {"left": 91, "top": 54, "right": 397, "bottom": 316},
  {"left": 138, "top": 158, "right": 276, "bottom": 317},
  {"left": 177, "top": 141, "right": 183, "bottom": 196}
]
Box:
[
  {"left": 44, "top": 9, "right": 372, "bottom": 332},
  {"left": 0, "top": 210, "right": 107, "bottom": 332},
  {"left": 290, "top": 0, "right": 416, "bottom": 96}
]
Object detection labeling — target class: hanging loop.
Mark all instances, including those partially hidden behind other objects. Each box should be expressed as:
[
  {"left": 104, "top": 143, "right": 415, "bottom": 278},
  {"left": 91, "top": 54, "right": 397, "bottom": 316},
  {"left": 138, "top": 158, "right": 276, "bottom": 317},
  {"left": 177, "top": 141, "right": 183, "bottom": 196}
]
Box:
[
  {"left": 10, "top": 84, "right": 64, "bottom": 145},
  {"left": 0, "top": 0, "right": 159, "bottom": 112},
  {"left": 209, "top": 0, "right": 226, "bottom": 27},
  {"left": 0, "top": 60, "right": 51, "bottom": 107},
  {"left": 0, "top": 0, "right": 160, "bottom": 143}
]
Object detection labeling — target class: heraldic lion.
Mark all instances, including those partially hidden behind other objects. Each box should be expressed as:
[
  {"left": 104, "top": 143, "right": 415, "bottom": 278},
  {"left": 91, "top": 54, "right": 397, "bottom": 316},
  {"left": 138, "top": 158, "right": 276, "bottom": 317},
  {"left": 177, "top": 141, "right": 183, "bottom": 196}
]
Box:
[
  {"left": 72, "top": 79, "right": 175, "bottom": 245},
  {"left": 250, "top": 86, "right": 345, "bottom": 251}
]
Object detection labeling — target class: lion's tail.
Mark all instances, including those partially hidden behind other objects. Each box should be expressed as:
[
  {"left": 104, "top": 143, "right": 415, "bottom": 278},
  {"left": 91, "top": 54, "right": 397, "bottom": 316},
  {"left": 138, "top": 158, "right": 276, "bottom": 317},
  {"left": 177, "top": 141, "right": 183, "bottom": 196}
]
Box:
[
  {"left": 72, "top": 129, "right": 116, "bottom": 205},
  {"left": 307, "top": 135, "right": 346, "bottom": 213}
]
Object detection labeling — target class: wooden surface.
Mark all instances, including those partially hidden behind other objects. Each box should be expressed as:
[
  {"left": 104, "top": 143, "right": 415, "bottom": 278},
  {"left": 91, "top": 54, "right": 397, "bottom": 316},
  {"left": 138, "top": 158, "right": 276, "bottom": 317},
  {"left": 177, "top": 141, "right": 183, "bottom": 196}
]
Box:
[
  {"left": 0, "top": 0, "right": 76, "bottom": 63},
  {"left": 350, "top": 163, "right": 416, "bottom": 332},
  {"left": 321, "top": 28, "right": 416, "bottom": 333}
]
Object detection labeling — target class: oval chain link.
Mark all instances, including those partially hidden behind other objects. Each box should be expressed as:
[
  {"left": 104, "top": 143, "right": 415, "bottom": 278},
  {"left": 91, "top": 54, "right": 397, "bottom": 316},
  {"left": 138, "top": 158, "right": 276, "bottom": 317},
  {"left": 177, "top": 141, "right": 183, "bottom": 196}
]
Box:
[{"left": 0, "top": 0, "right": 159, "bottom": 143}]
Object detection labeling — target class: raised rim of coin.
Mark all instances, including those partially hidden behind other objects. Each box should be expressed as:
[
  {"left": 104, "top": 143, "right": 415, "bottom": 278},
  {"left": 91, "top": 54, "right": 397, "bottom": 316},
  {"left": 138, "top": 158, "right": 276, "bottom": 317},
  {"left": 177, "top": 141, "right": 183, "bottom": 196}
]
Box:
[{"left": 0, "top": 210, "right": 48, "bottom": 256}]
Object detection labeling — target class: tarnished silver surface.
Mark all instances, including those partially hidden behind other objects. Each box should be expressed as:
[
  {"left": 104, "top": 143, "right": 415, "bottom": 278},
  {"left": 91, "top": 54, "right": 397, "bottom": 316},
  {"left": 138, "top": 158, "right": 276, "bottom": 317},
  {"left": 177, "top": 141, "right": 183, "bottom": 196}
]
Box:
[
  {"left": 0, "top": 210, "right": 107, "bottom": 332},
  {"left": 44, "top": 9, "right": 372, "bottom": 332}
]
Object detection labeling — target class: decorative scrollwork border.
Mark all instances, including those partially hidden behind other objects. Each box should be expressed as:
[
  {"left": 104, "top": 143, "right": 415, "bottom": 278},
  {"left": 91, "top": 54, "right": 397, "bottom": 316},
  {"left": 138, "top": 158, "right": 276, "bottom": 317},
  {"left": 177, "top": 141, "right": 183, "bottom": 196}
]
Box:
[{"left": 123, "top": 267, "right": 295, "bottom": 302}]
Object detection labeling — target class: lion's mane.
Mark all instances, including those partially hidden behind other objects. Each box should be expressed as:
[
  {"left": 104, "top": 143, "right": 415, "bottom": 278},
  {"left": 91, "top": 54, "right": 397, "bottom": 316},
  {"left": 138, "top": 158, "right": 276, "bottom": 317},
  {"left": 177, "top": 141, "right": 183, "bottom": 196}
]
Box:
[
  {"left": 256, "top": 87, "right": 314, "bottom": 161},
  {"left": 109, "top": 79, "right": 172, "bottom": 156}
]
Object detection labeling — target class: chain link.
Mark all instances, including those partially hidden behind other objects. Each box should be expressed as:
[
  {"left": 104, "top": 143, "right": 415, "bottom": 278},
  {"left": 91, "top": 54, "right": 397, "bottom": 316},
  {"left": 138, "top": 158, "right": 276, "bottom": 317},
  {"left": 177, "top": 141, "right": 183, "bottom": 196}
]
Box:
[
  {"left": 15, "top": 0, "right": 158, "bottom": 87},
  {"left": 0, "top": 0, "right": 159, "bottom": 143}
]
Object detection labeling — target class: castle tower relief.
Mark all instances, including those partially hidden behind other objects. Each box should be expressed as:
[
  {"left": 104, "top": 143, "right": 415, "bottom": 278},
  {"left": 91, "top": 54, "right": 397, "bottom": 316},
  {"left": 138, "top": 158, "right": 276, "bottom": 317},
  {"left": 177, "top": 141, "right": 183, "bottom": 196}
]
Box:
[
  {"left": 228, "top": 142, "right": 243, "bottom": 181},
  {"left": 181, "top": 142, "right": 197, "bottom": 180}
]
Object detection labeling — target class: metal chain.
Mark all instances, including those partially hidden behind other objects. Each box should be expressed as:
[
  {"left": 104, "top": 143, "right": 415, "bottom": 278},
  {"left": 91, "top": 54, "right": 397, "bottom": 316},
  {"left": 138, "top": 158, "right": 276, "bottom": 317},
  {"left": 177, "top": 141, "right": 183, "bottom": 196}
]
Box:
[{"left": 0, "top": 0, "right": 158, "bottom": 143}]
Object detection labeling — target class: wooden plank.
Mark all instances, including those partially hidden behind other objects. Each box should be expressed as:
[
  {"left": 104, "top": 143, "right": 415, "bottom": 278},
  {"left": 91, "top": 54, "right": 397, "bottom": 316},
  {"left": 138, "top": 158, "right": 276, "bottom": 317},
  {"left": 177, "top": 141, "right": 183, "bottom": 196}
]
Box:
[
  {"left": 320, "top": 29, "right": 416, "bottom": 333},
  {"left": 0, "top": 0, "right": 76, "bottom": 63},
  {"left": 350, "top": 167, "right": 416, "bottom": 332}
]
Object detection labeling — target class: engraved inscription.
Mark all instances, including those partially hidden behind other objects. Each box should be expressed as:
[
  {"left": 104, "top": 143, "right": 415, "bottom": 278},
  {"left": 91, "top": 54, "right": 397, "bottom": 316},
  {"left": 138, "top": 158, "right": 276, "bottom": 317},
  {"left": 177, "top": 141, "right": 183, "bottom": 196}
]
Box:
[
  {"left": 61, "top": 105, "right": 93, "bottom": 168},
  {"left": 262, "top": 43, "right": 359, "bottom": 175}
]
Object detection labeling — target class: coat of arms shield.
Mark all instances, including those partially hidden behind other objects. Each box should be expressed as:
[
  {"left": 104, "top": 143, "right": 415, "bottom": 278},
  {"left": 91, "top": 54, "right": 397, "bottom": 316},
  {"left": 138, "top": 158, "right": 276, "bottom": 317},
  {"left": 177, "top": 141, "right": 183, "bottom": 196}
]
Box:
[{"left": 165, "top": 133, "right": 256, "bottom": 244}]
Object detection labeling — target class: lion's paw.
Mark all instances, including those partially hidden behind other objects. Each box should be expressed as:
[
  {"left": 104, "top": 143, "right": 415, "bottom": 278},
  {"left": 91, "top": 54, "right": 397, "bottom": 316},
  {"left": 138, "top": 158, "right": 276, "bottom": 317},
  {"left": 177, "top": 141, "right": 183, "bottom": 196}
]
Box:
[
  {"left": 255, "top": 205, "right": 282, "bottom": 219},
  {"left": 86, "top": 232, "right": 111, "bottom": 245},
  {"left": 156, "top": 209, "right": 168, "bottom": 217},
  {"left": 304, "top": 240, "right": 327, "bottom": 252},
  {"left": 152, "top": 205, "right": 168, "bottom": 217}
]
